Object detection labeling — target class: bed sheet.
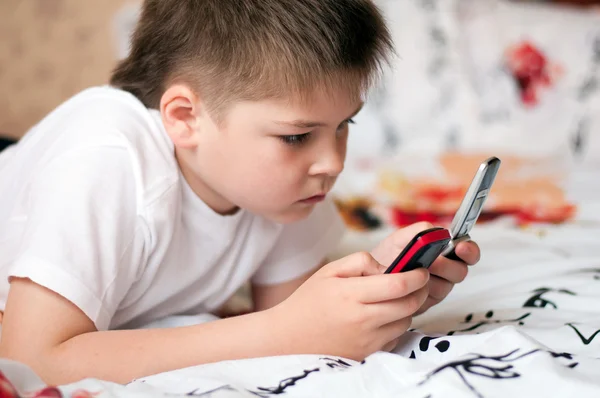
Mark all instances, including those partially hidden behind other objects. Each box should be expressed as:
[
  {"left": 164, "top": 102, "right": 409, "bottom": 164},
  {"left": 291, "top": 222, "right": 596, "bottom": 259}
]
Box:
[{"left": 1, "top": 165, "right": 599, "bottom": 397}]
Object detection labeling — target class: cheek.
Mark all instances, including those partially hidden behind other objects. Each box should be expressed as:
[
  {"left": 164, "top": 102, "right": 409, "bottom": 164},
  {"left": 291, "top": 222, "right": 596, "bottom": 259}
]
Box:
[
  {"left": 253, "top": 146, "right": 309, "bottom": 186},
  {"left": 227, "top": 141, "right": 310, "bottom": 197}
]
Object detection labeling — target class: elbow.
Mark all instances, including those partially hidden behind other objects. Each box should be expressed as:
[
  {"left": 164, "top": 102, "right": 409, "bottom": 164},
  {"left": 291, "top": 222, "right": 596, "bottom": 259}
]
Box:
[{"left": 0, "top": 341, "right": 64, "bottom": 386}]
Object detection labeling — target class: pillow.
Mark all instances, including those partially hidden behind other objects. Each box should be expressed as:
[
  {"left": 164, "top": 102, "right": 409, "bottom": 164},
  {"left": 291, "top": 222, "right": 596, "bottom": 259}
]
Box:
[
  {"left": 453, "top": 0, "right": 600, "bottom": 164},
  {"left": 356, "top": 0, "right": 473, "bottom": 155}
]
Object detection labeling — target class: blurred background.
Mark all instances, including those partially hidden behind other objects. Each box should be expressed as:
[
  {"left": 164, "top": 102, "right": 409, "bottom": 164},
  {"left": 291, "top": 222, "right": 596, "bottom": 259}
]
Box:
[
  {"left": 1, "top": 0, "right": 600, "bottom": 231},
  {"left": 0, "top": 0, "right": 598, "bottom": 139},
  {"left": 0, "top": 0, "right": 139, "bottom": 139}
]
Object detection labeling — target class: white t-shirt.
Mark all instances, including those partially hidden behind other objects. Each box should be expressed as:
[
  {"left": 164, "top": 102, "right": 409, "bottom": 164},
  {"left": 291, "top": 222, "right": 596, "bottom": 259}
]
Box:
[{"left": 0, "top": 86, "right": 345, "bottom": 331}]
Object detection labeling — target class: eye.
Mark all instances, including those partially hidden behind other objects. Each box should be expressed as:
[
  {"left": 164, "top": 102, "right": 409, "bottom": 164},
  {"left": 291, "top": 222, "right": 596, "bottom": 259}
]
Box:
[
  {"left": 279, "top": 133, "right": 311, "bottom": 146},
  {"left": 339, "top": 118, "right": 356, "bottom": 129},
  {"left": 336, "top": 118, "right": 356, "bottom": 133}
]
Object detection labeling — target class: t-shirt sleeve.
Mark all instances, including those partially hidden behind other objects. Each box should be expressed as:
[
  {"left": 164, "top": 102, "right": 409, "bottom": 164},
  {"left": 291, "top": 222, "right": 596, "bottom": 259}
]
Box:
[
  {"left": 8, "top": 147, "right": 142, "bottom": 331},
  {"left": 251, "top": 198, "right": 346, "bottom": 285}
]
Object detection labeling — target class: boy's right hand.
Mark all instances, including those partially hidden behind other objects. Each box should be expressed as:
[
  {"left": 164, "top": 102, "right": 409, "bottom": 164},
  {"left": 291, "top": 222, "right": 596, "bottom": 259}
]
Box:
[{"left": 270, "top": 252, "right": 429, "bottom": 361}]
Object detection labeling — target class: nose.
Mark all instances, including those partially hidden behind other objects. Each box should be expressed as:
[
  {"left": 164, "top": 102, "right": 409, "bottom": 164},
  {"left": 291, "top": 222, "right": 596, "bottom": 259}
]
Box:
[{"left": 309, "top": 140, "right": 345, "bottom": 177}]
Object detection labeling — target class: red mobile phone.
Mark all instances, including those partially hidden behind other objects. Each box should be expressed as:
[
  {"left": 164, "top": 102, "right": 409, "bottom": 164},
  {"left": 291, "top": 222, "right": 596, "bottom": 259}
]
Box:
[{"left": 384, "top": 227, "right": 451, "bottom": 274}]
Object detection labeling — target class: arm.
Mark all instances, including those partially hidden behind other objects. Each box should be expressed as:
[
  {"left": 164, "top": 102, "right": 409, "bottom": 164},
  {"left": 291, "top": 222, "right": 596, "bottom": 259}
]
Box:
[
  {"left": 0, "top": 279, "right": 285, "bottom": 385},
  {"left": 252, "top": 260, "right": 326, "bottom": 311},
  {"left": 2, "top": 253, "right": 431, "bottom": 387}
]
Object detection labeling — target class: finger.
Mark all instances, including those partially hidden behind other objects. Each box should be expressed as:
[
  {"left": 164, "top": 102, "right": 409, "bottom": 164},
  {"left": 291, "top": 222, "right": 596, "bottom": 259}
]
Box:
[
  {"left": 323, "top": 251, "right": 383, "bottom": 278},
  {"left": 382, "top": 337, "right": 400, "bottom": 353},
  {"left": 454, "top": 240, "right": 481, "bottom": 265},
  {"left": 380, "top": 316, "right": 413, "bottom": 344},
  {"left": 428, "top": 258, "right": 469, "bottom": 284},
  {"left": 415, "top": 296, "right": 440, "bottom": 316},
  {"left": 347, "top": 268, "right": 430, "bottom": 304},
  {"left": 366, "top": 285, "right": 429, "bottom": 324},
  {"left": 427, "top": 275, "right": 454, "bottom": 301},
  {"left": 371, "top": 221, "right": 435, "bottom": 266}
]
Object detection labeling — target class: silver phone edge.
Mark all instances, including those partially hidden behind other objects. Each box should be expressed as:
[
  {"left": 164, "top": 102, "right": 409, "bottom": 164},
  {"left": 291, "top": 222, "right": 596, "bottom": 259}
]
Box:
[{"left": 447, "top": 156, "right": 501, "bottom": 240}]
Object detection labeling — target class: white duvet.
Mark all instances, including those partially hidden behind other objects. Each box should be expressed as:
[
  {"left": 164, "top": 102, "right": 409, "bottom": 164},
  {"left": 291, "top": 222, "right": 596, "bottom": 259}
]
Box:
[{"left": 2, "top": 174, "right": 600, "bottom": 397}]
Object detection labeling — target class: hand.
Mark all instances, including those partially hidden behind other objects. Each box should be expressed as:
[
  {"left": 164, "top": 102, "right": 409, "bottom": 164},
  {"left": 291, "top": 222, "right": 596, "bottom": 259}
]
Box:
[
  {"left": 418, "top": 237, "right": 480, "bottom": 314},
  {"left": 370, "top": 222, "right": 481, "bottom": 316},
  {"left": 270, "top": 252, "right": 430, "bottom": 361}
]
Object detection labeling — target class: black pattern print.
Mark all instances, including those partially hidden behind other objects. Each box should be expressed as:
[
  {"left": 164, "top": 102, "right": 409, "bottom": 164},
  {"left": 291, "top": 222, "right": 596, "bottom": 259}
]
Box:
[
  {"left": 571, "top": 117, "right": 589, "bottom": 158},
  {"left": 572, "top": 34, "right": 600, "bottom": 159},
  {"left": 419, "top": 0, "right": 463, "bottom": 148},
  {"left": 250, "top": 368, "right": 320, "bottom": 396},
  {"left": 410, "top": 336, "right": 451, "bottom": 359},
  {"left": 382, "top": 124, "right": 400, "bottom": 155},
  {"left": 578, "top": 268, "right": 600, "bottom": 281},
  {"left": 445, "top": 127, "right": 459, "bottom": 149},
  {"left": 428, "top": 29, "right": 449, "bottom": 77},
  {"left": 368, "top": 58, "right": 399, "bottom": 155},
  {"left": 184, "top": 386, "right": 237, "bottom": 397},
  {"left": 176, "top": 358, "right": 358, "bottom": 397},
  {"left": 523, "top": 287, "right": 576, "bottom": 309},
  {"left": 420, "top": 0, "right": 436, "bottom": 12},
  {"left": 577, "top": 77, "right": 598, "bottom": 102},
  {"left": 577, "top": 35, "right": 600, "bottom": 101},
  {"left": 447, "top": 311, "right": 531, "bottom": 335},
  {"left": 248, "top": 358, "right": 356, "bottom": 397},
  {"left": 321, "top": 357, "right": 354, "bottom": 370},
  {"left": 548, "top": 351, "right": 579, "bottom": 369},
  {"left": 418, "top": 348, "right": 583, "bottom": 398},
  {"left": 566, "top": 323, "right": 600, "bottom": 346},
  {"left": 182, "top": 349, "right": 584, "bottom": 397},
  {"left": 418, "top": 349, "right": 539, "bottom": 398}
]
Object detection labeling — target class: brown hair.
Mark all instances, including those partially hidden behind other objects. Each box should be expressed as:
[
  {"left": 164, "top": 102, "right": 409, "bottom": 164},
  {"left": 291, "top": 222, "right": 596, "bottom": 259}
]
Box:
[{"left": 110, "top": 0, "right": 393, "bottom": 120}]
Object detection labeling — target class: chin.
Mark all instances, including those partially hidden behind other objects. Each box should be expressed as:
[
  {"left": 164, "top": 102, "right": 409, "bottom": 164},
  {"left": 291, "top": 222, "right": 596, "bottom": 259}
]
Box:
[{"left": 263, "top": 205, "right": 315, "bottom": 224}]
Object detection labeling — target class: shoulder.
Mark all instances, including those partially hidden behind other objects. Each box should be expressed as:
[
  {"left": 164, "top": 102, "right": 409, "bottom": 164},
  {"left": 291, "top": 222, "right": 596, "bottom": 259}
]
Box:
[{"left": 25, "top": 86, "right": 181, "bottom": 207}]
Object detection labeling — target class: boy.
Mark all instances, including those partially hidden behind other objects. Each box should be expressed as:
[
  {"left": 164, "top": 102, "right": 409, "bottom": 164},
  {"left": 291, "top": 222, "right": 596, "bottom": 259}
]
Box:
[{"left": 0, "top": 0, "right": 479, "bottom": 385}]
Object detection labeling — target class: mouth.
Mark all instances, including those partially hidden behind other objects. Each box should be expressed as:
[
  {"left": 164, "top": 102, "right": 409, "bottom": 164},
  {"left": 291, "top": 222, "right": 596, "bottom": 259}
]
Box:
[{"left": 299, "top": 194, "right": 327, "bottom": 204}]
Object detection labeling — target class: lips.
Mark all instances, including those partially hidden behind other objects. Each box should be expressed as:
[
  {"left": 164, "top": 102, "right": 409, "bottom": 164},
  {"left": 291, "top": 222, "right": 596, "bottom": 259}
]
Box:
[{"left": 299, "top": 194, "right": 326, "bottom": 204}]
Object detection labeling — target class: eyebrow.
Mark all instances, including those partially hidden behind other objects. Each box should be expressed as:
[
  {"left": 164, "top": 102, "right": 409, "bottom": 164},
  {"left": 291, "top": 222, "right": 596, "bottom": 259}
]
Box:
[{"left": 275, "top": 103, "right": 364, "bottom": 129}]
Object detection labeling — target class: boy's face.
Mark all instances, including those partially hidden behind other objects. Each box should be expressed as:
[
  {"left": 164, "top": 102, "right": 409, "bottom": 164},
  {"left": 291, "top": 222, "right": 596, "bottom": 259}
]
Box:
[{"left": 173, "top": 86, "right": 362, "bottom": 223}]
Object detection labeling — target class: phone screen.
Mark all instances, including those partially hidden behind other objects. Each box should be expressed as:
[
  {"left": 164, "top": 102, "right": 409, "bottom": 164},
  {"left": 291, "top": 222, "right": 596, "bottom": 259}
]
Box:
[
  {"left": 448, "top": 157, "right": 500, "bottom": 241},
  {"left": 467, "top": 196, "right": 484, "bottom": 220}
]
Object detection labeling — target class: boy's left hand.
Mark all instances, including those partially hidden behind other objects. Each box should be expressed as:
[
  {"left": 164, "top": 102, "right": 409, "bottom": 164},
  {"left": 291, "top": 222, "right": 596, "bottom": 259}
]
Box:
[{"left": 370, "top": 222, "right": 481, "bottom": 315}]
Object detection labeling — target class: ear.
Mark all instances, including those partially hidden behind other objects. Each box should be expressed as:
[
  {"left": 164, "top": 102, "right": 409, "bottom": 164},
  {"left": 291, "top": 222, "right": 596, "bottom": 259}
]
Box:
[{"left": 160, "top": 84, "right": 202, "bottom": 149}]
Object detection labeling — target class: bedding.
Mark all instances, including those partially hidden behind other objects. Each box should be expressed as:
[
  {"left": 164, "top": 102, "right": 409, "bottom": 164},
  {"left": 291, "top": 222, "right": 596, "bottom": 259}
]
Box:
[
  {"left": 2, "top": 1, "right": 600, "bottom": 396},
  {"left": 1, "top": 158, "right": 599, "bottom": 398}
]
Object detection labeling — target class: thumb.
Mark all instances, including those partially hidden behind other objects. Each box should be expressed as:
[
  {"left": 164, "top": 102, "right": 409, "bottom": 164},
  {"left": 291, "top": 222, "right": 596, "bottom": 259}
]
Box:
[
  {"left": 371, "top": 221, "right": 435, "bottom": 266},
  {"left": 322, "top": 251, "right": 383, "bottom": 278}
]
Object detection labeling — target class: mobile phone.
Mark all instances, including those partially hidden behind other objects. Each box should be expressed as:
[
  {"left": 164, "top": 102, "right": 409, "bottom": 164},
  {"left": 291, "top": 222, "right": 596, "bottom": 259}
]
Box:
[
  {"left": 384, "top": 227, "right": 451, "bottom": 274},
  {"left": 442, "top": 156, "right": 501, "bottom": 261}
]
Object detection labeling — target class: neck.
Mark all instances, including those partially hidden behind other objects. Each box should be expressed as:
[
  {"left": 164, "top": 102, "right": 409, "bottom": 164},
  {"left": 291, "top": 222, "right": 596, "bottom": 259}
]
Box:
[{"left": 175, "top": 148, "right": 239, "bottom": 216}]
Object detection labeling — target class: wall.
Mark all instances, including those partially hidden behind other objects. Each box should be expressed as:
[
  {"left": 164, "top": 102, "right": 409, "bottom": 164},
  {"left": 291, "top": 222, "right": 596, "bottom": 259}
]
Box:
[{"left": 0, "top": 0, "right": 137, "bottom": 138}]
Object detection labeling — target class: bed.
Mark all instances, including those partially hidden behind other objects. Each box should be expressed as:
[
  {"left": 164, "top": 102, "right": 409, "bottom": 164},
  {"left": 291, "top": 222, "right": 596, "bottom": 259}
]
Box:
[
  {"left": 1, "top": 0, "right": 600, "bottom": 396},
  {"left": 1, "top": 159, "right": 599, "bottom": 397}
]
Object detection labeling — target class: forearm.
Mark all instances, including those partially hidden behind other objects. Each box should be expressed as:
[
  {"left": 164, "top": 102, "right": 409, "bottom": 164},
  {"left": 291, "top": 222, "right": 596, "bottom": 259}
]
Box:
[
  {"left": 252, "top": 261, "right": 325, "bottom": 311},
  {"left": 1, "top": 310, "right": 283, "bottom": 385}
]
